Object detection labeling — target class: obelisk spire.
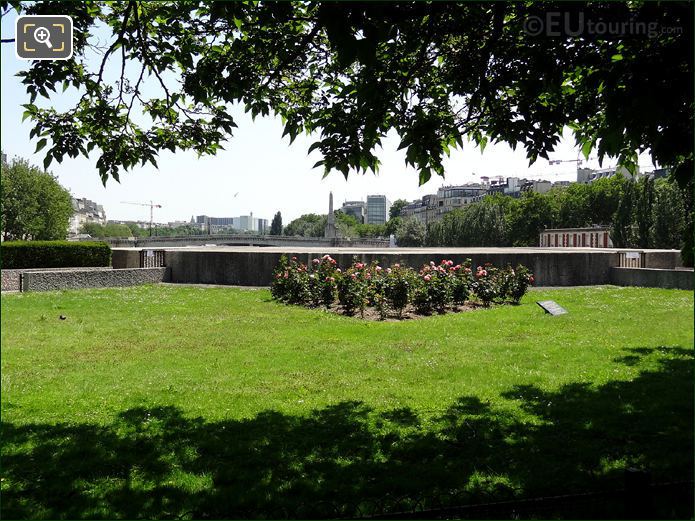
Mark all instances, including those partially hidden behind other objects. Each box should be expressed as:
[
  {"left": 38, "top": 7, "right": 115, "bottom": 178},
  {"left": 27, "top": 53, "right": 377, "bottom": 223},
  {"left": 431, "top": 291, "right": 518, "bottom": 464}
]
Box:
[{"left": 325, "top": 191, "right": 337, "bottom": 238}]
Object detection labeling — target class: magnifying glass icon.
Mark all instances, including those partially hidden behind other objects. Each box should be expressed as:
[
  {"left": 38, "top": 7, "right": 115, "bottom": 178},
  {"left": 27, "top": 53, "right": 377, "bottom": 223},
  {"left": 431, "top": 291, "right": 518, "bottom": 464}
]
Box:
[{"left": 33, "top": 26, "right": 52, "bottom": 48}]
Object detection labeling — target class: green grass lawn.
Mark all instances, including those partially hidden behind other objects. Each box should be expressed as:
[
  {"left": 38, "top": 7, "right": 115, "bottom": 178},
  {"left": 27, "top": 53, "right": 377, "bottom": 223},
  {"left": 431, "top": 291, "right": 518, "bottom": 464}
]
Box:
[{"left": 1, "top": 285, "right": 693, "bottom": 519}]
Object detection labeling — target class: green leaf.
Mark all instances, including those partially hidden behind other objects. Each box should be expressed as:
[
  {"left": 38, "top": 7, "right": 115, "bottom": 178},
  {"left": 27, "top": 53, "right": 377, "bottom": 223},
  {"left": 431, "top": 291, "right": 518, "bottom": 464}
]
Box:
[
  {"left": 43, "top": 155, "right": 52, "bottom": 170},
  {"left": 611, "top": 54, "right": 623, "bottom": 62},
  {"left": 581, "top": 140, "right": 593, "bottom": 160},
  {"left": 35, "top": 139, "right": 47, "bottom": 153}
]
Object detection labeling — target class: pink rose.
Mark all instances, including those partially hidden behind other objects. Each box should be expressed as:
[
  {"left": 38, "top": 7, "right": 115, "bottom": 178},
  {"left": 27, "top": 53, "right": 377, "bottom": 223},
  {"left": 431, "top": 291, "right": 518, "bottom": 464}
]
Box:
[
  {"left": 386, "top": 268, "right": 392, "bottom": 274},
  {"left": 529, "top": 275, "right": 535, "bottom": 284},
  {"left": 423, "top": 274, "right": 431, "bottom": 282},
  {"left": 283, "top": 272, "right": 288, "bottom": 279},
  {"left": 376, "top": 266, "right": 382, "bottom": 272},
  {"left": 429, "top": 261, "right": 435, "bottom": 267},
  {"left": 312, "top": 258, "right": 320, "bottom": 265},
  {"left": 336, "top": 268, "right": 342, "bottom": 273},
  {"left": 291, "top": 257, "right": 297, "bottom": 261}
]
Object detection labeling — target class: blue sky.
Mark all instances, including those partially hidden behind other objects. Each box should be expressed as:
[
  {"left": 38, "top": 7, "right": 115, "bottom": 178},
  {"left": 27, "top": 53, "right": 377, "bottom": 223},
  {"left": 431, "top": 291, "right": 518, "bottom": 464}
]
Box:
[{"left": 1, "top": 10, "right": 655, "bottom": 224}]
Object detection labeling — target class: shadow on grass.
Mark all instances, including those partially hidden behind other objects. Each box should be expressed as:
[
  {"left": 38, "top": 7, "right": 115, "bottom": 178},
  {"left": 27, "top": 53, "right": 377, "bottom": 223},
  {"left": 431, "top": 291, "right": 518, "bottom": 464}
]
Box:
[{"left": 1, "top": 347, "right": 692, "bottom": 519}]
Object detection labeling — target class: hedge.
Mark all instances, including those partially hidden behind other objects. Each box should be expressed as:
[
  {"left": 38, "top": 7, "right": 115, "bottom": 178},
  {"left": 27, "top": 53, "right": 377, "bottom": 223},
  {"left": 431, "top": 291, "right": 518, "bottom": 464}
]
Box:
[{"left": 1, "top": 241, "right": 112, "bottom": 269}]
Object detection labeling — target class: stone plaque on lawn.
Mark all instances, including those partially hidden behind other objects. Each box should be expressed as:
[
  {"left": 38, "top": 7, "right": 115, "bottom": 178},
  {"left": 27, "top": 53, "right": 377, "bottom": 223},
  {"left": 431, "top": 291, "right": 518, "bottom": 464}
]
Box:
[{"left": 536, "top": 300, "right": 568, "bottom": 316}]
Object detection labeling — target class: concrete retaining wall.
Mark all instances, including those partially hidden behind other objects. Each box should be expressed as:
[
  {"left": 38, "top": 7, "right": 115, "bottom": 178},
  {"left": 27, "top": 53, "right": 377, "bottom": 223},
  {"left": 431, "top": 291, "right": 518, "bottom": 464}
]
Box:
[
  {"left": 112, "top": 249, "right": 142, "bottom": 269},
  {"left": 21, "top": 267, "right": 170, "bottom": 292},
  {"left": 2, "top": 267, "right": 114, "bottom": 292},
  {"left": 610, "top": 267, "right": 693, "bottom": 290},
  {"left": 164, "top": 248, "right": 622, "bottom": 287}
]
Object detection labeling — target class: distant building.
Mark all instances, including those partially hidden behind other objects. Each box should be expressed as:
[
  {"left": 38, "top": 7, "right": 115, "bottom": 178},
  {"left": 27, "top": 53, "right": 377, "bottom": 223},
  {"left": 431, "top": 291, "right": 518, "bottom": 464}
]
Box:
[
  {"left": 341, "top": 200, "right": 366, "bottom": 224},
  {"left": 400, "top": 184, "right": 488, "bottom": 225},
  {"left": 520, "top": 179, "right": 552, "bottom": 194},
  {"left": 69, "top": 197, "right": 106, "bottom": 235},
  {"left": 195, "top": 214, "right": 268, "bottom": 233},
  {"left": 366, "top": 195, "right": 391, "bottom": 225},
  {"left": 576, "top": 165, "right": 639, "bottom": 184},
  {"left": 540, "top": 227, "right": 613, "bottom": 248},
  {"left": 401, "top": 194, "right": 438, "bottom": 226},
  {"left": 436, "top": 184, "right": 489, "bottom": 211}
]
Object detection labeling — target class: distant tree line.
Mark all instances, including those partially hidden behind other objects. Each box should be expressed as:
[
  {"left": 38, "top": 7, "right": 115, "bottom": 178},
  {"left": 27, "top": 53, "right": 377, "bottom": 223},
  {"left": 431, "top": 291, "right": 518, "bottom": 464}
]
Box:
[
  {"left": 80, "top": 222, "right": 209, "bottom": 238},
  {"left": 283, "top": 208, "right": 426, "bottom": 247},
  {"left": 425, "top": 176, "right": 691, "bottom": 259}
]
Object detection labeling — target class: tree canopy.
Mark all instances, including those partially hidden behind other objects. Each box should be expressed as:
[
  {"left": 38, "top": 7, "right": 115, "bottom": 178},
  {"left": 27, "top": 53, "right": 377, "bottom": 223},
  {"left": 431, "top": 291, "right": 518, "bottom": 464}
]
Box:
[
  {"left": 270, "top": 212, "right": 283, "bottom": 236},
  {"left": 5, "top": 2, "right": 692, "bottom": 187},
  {"left": 1, "top": 153, "right": 74, "bottom": 241}
]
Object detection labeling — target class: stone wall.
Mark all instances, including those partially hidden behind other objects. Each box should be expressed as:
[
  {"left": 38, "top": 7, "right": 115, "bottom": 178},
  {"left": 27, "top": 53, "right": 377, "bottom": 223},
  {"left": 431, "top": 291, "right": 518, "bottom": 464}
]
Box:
[
  {"left": 20, "top": 267, "right": 170, "bottom": 292},
  {"left": 610, "top": 267, "right": 693, "bottom": 290},
  {"left": 2, "top": 267, "right": 113, "bottom": 292},
  {"left": 1, "top": 270, "right": 21, "bottom": 292},
  {"left": 164, "top": 248, "right": 621, "bottom": 287}
]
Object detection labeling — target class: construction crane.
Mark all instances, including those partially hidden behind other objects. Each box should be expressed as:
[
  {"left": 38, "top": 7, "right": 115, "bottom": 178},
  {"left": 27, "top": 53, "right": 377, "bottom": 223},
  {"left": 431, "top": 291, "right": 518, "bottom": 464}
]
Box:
[
  {"left": 121, "top": 200, "right": 163, "bottom": 237},
  {"left": 548, "top": 159, "right": 583, "bottom": 165}
]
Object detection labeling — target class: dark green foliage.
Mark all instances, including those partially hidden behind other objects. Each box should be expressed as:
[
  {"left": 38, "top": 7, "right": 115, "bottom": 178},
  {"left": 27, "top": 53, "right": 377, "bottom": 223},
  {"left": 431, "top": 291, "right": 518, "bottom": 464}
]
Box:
[
  {"left": 283, "top": 214, "right": 324, "bottom": 237},
  {"left": 425, "top": 175, "right": 687, "bottom": 251},
  {"left": 395, "top": 217, "right": 425, "bottom": 247},
  {"left": 80, "top": 222, "right": 133, "bottom": 238},
  {"left": 383, "top": 264, "right": 412, "bottom": 318},
  {"left": 11, "top": 3, "right": 691, "bottom": 191},
  {"left": 633, "top": 176, "right": 655, "bottom": 248},
  {"left": 389, "top": 199, "right": 409, "bottom": 220},
  {"left": 426, "top": 196, "right": 511, "bottom": 247},
  {"left": 651, "top": 179, "right": 687, "bottom": 250},
  {"left": 1, "top": 241, "right": 111, "bottom": 269},
  {"left": 508, "top": 192, "right": 557, "bottom": 247},
  {"left": 1, "top": 154, "right": 73, "bottom": 241},
  {"left": 270, "top": 212, "right": 283, "bottom": 236}
]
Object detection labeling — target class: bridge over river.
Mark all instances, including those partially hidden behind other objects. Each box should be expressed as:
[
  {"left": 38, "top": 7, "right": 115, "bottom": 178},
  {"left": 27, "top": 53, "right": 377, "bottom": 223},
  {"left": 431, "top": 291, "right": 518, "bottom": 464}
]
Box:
[{"left": 91, "top": 234, "right": 390, "bottom": 249}]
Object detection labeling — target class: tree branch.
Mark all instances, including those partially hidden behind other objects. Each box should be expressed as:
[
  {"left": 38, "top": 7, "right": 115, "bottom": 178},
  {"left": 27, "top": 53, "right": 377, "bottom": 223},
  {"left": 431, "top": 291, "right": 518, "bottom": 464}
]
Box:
[{"left": 97, "top": 1, "right": 135, "bottom": 84}]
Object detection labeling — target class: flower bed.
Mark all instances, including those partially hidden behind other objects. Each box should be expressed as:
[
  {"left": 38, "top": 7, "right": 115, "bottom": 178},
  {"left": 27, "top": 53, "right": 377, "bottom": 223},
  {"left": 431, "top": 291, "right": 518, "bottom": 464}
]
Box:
[{"left": 271, "top": 255, "right": 534, "bottom": 320}]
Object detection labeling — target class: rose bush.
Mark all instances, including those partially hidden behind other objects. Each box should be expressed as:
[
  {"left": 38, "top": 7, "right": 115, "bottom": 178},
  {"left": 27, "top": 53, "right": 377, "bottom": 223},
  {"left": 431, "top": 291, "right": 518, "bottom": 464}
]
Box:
[
  {"left": 383, "top": 263, "right": 413, "bottom": 318},
  {"left": 500, "top": 264, "right": 535, "bottom": 304},
  {"left": 471, "top": 263, "right": 499, "bottom": 307},
  {"left": 271, "top": 256, "right": 311, "bottom": 305},
  {"left": 271, "top": 257, "right": 534, "bottom": 318},
  {"left": 337, "top": 260, "right": 370, "bottom": 317}
]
